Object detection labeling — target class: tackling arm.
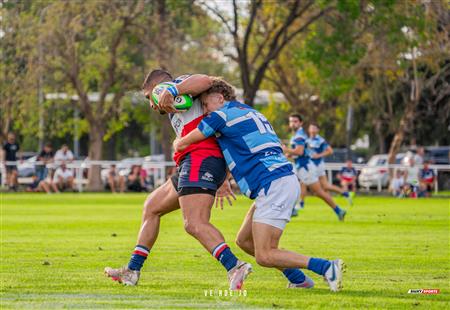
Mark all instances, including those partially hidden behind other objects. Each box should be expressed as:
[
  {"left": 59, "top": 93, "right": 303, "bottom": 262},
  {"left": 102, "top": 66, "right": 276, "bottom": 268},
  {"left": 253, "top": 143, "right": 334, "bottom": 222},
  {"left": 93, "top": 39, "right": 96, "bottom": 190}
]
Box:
[
  {"left": 173, "top": 128, "right": 207, "bottom": 153},
  {"left": 158, "top": 75, "right": 213, "bottom": 113}
]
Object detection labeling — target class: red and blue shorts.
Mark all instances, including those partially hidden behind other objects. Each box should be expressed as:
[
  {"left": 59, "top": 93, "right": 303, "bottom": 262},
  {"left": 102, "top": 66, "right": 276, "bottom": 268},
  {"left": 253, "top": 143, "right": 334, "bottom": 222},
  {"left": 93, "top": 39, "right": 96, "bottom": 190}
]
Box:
[{"left": 171, "top": 152, "right": 226, "bottom": 197}]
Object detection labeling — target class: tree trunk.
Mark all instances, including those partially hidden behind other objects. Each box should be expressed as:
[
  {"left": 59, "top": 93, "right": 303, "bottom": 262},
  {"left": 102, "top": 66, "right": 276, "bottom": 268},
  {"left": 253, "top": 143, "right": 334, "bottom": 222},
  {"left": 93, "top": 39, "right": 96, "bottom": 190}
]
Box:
[
  {"left": 387, "top": 98, "right": 417, "bottom": 165},
  {"left": 88, "top": 124, "right": 105, "bottom": 191},
  {"left": 243, "top": 86, "right": 258, "bottom": 106},
  {"left": 375, "top": 119, "right": 385, "bottom": 153}
]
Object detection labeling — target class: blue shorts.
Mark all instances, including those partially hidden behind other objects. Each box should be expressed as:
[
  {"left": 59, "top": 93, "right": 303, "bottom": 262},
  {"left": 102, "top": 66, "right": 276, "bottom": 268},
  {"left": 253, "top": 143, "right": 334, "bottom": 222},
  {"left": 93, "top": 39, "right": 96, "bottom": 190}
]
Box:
[{"left": 171, "top": 153, "right": 227, "bottom": 197}]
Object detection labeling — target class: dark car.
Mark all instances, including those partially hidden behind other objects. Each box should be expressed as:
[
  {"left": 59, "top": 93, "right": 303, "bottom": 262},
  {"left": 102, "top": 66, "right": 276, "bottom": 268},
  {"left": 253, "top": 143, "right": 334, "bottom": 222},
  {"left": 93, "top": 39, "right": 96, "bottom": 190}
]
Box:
[{"left": 425, "top": 147, "right": 450, "bottom": 190}]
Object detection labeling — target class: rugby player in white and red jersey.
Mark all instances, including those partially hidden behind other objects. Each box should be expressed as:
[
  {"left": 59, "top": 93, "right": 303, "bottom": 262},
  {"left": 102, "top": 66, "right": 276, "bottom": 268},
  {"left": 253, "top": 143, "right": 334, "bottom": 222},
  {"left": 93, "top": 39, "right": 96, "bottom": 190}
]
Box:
[{"left": 105, "top": 70, "right": 251, "bottom": 290}]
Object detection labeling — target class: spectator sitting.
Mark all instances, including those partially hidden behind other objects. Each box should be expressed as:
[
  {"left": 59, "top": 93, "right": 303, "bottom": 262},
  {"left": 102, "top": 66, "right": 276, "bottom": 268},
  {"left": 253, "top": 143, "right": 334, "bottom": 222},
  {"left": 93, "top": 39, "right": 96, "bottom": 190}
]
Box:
[
  {"left": 127, "top": 165, "right": 145, "bottom": 192},
  {"left": 107, "top": 164, "right": 125, "bottom": 193},
  {"left": 390, "top": 170, "right": 404, "bottom": 197},
  {"left": 419, "top": 160, "right": 435, "bottom": 197},
  {"left": 36, "top": 143, "right": 54, "bottom": 181},
  {"left": 338, "top": 160, "right": 357, "bottom": 192},
  {"left": 54, "top": 144, "right": 74, "bottom": 164},
  {"left": 403, "top": 158, "right": 419, "bottom": 198},
  {"left": 51, "top": 162, "right": 74, "bottom": 192},
  {"left": 26, "top": 175, "right": 42, "bottom": 192},
  {"left": 2, "top": 132, "right": 21, "bottom": 191}
]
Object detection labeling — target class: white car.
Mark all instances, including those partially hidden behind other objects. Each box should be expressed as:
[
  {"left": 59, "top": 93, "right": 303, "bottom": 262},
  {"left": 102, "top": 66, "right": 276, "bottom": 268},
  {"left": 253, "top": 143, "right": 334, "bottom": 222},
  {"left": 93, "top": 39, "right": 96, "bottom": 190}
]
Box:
[{"left": 358, "top": 153, "right": 405, "bottom": 189}]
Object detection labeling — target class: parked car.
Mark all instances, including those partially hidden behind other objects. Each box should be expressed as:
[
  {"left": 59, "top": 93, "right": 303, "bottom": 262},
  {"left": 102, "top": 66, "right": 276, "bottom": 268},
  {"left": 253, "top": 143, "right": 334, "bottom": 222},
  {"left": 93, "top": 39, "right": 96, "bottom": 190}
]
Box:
[
  {"left": 358, "top": 153, "right": 406, "bottom": 189},
  {"left": 425, "top": 146, "right": 450, "bottom": 190},
  {"left": 325, "top": 148, "right": 366, "bottom": 164}
]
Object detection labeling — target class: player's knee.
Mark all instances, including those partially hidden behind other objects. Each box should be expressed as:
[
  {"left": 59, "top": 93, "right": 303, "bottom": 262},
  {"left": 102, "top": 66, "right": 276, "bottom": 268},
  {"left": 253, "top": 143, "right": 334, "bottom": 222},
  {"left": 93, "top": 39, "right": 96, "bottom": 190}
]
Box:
[
  {"left": 255, "top": 251, "right": 275, "bottom": 267},
  {"left": 235, "top": 237, "right": 251, "bottom": 252},
  {"left": 143, "top": 196, "right": 162, "bottom": 218},
  {"left": 183, "top": 219, "right": 200, "bottom": 237}
]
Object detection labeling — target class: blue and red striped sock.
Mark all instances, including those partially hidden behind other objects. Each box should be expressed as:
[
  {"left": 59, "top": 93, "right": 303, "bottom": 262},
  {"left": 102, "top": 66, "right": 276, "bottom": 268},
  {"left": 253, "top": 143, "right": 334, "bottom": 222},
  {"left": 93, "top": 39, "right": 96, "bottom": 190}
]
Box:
[
  {"left": 212, "top": 242, "right": 238, "bottom": 271},
  {"left": 128, "top": 245, "right": 150, "bottom": 271}
]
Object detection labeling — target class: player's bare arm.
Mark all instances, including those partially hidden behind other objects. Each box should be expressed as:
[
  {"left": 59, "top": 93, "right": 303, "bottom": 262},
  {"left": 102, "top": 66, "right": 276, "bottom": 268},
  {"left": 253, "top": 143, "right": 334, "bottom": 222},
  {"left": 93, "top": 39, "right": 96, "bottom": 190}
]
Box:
[
  {"left": 158, "top": 75, "right": 213, "bottom": 113},
  {"left": 311, "top": 145, "right": 333, "bottom": 159},
  {"left": 284, "top": 144, "right": 304, "bottom": 157},
  {"left": 173, "top": 128, "right": 207, "bottom": 152}
]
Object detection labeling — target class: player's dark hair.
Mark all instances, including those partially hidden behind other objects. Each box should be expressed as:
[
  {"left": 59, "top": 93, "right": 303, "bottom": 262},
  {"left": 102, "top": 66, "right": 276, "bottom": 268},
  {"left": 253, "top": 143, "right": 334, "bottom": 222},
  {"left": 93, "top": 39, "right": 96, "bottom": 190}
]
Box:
[
  {"left": 142, "top": 69, "right": 173, "bottom": 90},
  {"left": 204, "top": 78, "right": 236, "bottom": 101},
  {"left": 289, "top": 114, "right": 303, "bottom": 122},
  {"left": 309, "top": 122, "right": 320, "bottom": 128}
]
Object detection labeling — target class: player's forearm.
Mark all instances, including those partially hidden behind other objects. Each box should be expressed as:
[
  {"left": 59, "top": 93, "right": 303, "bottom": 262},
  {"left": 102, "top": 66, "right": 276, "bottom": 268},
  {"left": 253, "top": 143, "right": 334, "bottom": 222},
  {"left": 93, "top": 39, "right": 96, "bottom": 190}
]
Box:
[
  {"left": 286, "top": 146, "right": 304, "bottom": 156},
  {"left": 176, "top": 129, "right": 207, "bottom": 151},
  {"left": 176, "top": 75, "right": 213, "bottom": 97}
]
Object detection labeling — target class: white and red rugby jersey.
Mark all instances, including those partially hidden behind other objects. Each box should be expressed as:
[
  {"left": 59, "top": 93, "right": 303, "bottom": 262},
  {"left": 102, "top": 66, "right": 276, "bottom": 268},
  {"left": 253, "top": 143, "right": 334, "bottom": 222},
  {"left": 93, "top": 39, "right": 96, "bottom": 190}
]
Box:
[{"left": 168, "top": 75, "right": 222, "bottom": 165}]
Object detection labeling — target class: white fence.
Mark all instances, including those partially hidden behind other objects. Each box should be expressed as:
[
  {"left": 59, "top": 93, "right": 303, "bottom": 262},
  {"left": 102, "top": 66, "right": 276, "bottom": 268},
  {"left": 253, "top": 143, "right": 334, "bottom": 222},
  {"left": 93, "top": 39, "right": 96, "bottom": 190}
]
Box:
[{"left": 1, "top": 160, "right": 449, "bottom": 193}]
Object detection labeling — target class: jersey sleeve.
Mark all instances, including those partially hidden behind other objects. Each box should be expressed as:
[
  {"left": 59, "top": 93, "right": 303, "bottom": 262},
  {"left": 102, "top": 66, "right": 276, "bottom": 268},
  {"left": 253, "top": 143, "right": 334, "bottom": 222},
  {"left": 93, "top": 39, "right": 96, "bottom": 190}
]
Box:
[
  {"left": 293, "top": 135, "right": 306, "bottom": 146},
  {"left": 172, "top": 75, "right": 192, "bottom": 84},
  {"left": 198, "top": 111, "right": 226, "bottom": 138}
]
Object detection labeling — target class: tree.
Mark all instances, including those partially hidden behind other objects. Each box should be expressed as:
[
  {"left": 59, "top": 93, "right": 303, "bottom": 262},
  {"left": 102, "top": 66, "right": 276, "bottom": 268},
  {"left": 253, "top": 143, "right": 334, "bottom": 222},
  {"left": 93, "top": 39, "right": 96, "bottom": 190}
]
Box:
[
  {"left": 28, "top": 1, "right": 146, "bottom": 190},
  {"left": 203, "top": 0, "right": 335, "bottom": 105}
]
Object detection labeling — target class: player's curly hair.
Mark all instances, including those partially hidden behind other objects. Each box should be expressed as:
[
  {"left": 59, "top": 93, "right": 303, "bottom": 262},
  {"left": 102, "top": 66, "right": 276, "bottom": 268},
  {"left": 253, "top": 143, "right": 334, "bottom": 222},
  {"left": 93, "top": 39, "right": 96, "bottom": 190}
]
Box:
[{"left": 204, "top": 78, "right": 236, "bottom": 101}]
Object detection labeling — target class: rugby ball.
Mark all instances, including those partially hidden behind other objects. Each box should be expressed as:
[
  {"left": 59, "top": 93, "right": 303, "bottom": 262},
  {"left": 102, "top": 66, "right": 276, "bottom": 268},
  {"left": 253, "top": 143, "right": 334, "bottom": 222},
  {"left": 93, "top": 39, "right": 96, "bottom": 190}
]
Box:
[{"left": 151, "top": 83, "right": 193, "bottom": 110}]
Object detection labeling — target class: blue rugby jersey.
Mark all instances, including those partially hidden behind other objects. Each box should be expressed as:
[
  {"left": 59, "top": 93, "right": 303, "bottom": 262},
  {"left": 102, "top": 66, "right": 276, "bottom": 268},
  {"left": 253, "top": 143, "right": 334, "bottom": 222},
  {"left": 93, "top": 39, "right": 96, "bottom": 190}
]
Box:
[
  {"left": 198, "top": 101, "right": 293, "bottom": 199},
  {"left": 289, "top": 128, "right": 310, "bottom": 170},
  {"left": 306, "top": 135, "right": 329, "bottom": 166}
]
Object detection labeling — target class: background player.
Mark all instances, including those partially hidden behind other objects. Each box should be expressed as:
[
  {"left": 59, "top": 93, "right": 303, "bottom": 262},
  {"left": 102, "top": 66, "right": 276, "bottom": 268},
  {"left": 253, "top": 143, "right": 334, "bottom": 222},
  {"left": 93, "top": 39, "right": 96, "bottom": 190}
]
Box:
[
  {"left": 307, "top": 124, "right": 353, "bottom": 205},
  {"left": 419, "top": 160, "right": 435, "bottom": 197},
  {"left": 338, "top": 160, "right": 357, "bottom": 193},
  {"left": 105, "top": 70, "right": 251, "bottom": 290},
  {"left": 284, "top": 116, "right": 347, "bottom": 221},
  {"left": 174, "top": 79, "right": 345, "bottom": 291}
]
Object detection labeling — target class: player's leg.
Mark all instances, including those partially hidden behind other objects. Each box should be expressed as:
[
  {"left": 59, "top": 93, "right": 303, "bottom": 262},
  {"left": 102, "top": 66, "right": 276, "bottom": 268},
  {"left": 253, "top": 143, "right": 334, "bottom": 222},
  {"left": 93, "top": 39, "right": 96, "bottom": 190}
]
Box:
[
  {"left": 178, "top": 154, "right": 251, "bottom": 290},
  {"left": 300, "top": 182, "right": 307, "bottom": 208},
  {"left": 308, "top": 181, "right": 347, "bottom": 221},
  {"left": 104, "top": 178, "right": 180, "bottom": 285},
  {"left": 108, "top": 175, "right": 116, "bottom": 192},
  {"left": 251, "top": 175, "right": 343, "bottom": 291},
  {"left": 319, "top": 175, "right": 345, "bottom": 194},
  {"left": 340, "top": 180, "right": 349, "bottom": 192},
  {"left": 118, "top": 176, "right": 125, "bottom": 193},
  {"left": 252, "top": 222, "right": 343, "bottom": 291},
  {"left": 236, "top": 205, "right": 313, "bottom": 288},
  {"left": 180, "top": 193, "right": 225, "bottom": 250},
  {"left": 67, "top": 176, "right": 74, "bottom": 191}
]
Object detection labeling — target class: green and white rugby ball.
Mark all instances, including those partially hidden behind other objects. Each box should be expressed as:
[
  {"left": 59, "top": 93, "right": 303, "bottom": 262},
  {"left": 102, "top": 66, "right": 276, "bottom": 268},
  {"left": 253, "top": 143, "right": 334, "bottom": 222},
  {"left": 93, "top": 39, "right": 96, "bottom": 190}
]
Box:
[{"left": 151, "top": 83, "right": 193, "bottom": 110}]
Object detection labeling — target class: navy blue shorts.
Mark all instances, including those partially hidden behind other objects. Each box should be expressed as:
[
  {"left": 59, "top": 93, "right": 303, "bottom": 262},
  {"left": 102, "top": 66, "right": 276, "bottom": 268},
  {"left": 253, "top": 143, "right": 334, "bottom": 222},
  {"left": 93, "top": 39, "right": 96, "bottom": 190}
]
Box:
[{"left": 171, "top": 153, "right": 227, "bottom": 197}]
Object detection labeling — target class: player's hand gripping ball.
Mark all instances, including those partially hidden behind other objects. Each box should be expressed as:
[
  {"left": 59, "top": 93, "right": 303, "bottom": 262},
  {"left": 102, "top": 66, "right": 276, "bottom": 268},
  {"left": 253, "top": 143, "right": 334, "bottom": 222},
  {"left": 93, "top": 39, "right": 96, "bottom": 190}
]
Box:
[{"left": 151, "top": 83, "right": 193, "bottom": 111}]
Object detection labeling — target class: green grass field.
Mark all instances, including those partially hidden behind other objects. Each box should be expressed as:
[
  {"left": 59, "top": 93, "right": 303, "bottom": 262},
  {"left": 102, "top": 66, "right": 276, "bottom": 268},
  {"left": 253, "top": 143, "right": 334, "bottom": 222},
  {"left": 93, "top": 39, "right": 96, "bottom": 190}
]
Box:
[{"left": 1, "top": 193, "right": 449, "bottom": 309}]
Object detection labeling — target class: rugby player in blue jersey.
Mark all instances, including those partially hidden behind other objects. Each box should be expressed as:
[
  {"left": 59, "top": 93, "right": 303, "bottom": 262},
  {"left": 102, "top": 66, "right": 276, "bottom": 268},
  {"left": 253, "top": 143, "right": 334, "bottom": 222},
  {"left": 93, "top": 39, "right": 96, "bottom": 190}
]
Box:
[
  {"left": 307, "top": 124, "right": 353, "bottom": 205},
  {"left": 284, "top": 115, "right": 347, "bottom": 221},
  {"left": 174, "top": 79, "right": 345, "bottom": 291}
]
